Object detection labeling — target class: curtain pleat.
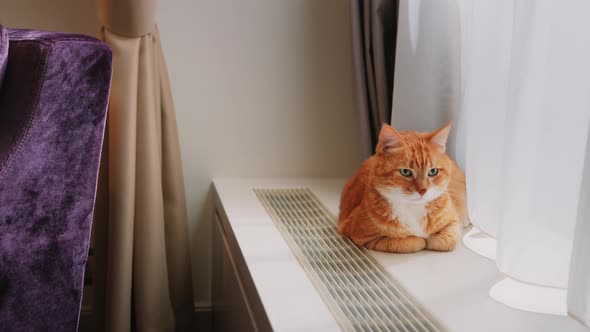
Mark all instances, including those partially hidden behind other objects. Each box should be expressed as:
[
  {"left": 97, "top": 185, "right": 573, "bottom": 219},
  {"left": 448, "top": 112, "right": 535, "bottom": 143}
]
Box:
[
  {"left": 568, "top": 124, "right": 590, "bottom": 327},
  {"left": 93, "top": 1, "right": 193, "bottom": 331},
  {"left": 350, "top": 0, "right": 399, "bottom": 158},
  {"left": 155, "top": 27, "right": 195, "bottom": 329}
]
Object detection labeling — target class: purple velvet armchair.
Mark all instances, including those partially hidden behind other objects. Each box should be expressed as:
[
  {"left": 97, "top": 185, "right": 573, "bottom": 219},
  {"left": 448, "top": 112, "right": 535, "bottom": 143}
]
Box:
[{"left": 0, "top": 27, "right": 112, "bottom": 331}]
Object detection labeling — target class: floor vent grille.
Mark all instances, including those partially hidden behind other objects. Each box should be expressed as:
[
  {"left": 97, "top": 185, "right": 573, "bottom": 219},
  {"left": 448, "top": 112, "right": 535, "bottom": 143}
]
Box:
[{"left": 255, "top": 188, "right": 447, "bottom": 332}]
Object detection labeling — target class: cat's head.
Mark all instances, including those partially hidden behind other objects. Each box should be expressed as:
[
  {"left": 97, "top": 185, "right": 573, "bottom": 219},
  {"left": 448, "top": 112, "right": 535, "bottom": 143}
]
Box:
[{"left": 372, "top": 124, "right": 453, "bottom": 204}]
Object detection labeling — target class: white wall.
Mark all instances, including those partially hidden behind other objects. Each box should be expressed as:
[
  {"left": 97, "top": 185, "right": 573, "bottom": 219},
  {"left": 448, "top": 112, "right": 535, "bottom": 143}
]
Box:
[
  {"left": 156, "top": 0, "right": 361, "bottom": 305},
  {"left": 0, "top": 0, "right": 362, "bottom": 307}
]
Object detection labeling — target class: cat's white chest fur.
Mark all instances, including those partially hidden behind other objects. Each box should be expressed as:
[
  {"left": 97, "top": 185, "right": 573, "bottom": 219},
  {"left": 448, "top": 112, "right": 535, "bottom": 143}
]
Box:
[
  {"left": 390, "top": 201, "right": 427, "bottom": 238},
  {"left": 378, "top": 188, "right": 428, "bottom": 238}
]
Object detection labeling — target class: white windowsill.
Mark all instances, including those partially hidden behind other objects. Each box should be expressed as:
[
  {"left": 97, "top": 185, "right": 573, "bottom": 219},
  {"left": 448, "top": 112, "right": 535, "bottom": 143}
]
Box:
[{"left": 213, "top": 177, "right": 588, "bottom": 332}]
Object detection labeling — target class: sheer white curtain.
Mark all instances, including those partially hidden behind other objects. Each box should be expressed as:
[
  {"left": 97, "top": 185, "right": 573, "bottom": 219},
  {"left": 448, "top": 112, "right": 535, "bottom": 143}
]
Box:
[{"left": 393, "top": 0, "right": 590, "bottom": 326}]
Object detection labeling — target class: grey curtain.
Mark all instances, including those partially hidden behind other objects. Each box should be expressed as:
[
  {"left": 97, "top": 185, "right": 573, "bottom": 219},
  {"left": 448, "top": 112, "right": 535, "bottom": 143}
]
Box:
[{"left": 350, "top": 0, "right": 400, "bottom": 158}]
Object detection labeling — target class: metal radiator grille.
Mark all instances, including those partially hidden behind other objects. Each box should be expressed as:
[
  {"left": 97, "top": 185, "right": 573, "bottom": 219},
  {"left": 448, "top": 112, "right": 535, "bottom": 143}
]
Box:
[{"left": 255, "top": 188, "right": 447, "bottom": 332}]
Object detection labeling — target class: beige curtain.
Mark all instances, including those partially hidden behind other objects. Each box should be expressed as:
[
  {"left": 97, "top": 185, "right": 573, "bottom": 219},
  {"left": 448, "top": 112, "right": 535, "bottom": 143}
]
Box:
[{"left": 92, "top": 0, "right": 193, "bottom": 331}]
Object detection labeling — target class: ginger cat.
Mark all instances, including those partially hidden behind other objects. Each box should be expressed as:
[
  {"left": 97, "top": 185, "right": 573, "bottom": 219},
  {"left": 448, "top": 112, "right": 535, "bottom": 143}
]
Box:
[{"left": 338, "top": 124, "right": 467, "bottom": 253}]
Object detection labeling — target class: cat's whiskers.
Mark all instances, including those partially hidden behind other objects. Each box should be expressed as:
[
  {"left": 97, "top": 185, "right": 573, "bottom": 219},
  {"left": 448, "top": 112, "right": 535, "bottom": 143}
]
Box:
[{"left": 359, "top": 178, "right": 382, "bottom": 192}]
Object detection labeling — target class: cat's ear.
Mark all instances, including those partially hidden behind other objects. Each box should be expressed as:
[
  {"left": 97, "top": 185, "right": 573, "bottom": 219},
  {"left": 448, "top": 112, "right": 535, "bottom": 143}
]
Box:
[
  {"left": 377, "top": 124, "right": 403, "bottom": 154},
  {"left": 429, "top": 123, "right": 451, "bottom": 152}
]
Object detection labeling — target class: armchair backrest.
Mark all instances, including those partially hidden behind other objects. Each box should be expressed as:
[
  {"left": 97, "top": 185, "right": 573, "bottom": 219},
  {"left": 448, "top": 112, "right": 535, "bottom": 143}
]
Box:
[{"left": 0, "top": 29, "right": 112, "bottom": 331}]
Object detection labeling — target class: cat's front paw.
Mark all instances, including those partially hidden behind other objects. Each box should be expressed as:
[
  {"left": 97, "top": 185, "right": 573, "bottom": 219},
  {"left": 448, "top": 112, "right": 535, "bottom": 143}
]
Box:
[
  {"left": 426, "top": 233, "right": 458, "bottom": 252},
  {"left": 364, "top": 236, "right": 426, "bottom": 253},
  {"left": 404, "top": 236, "right": 427, "bottom": 253}
]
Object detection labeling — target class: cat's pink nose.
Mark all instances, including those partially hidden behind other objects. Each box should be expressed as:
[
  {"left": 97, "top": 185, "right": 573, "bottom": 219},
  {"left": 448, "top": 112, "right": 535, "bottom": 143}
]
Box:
[{"left": 417, "top": 188, "right": 427, "bottom": 196}]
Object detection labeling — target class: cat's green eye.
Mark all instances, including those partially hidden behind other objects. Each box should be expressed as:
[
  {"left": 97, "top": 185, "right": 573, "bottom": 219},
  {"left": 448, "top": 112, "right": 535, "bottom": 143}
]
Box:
[
  {"left": 428, "top": 168, "right": 439, "bottom": 177},
  {"left": 399, "top": 169, "right": 413, "bottom": 177}
]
